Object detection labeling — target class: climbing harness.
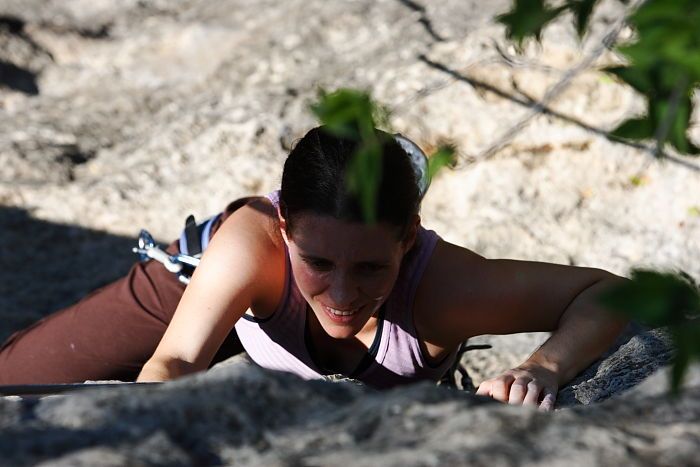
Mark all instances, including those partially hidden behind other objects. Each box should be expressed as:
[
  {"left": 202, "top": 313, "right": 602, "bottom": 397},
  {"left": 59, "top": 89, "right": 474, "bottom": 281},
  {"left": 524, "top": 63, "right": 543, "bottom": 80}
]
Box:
[
  {"left": 437, "top": 342, "right": 493, "bottom": 391},
  {"left": 131, "top": 213, "right": 220, "bottom": 285}
]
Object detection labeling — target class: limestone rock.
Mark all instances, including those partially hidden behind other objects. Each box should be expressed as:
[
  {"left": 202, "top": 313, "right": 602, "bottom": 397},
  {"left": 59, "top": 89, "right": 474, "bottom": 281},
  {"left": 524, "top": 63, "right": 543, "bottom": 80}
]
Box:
[
  {"left": 556, "top": 324, "right": 675, "bottom": 406},
  {"left": 0, "top": 362, "right": 699, "bottom": 466},
  {"left": 1, "top": 0, "right": 699, "bottom": 464}
]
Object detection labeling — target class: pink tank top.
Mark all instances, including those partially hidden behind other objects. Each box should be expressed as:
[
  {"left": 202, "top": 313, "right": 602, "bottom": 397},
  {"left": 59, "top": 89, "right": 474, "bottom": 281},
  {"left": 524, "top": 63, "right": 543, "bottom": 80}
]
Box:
[{"left": 233, "top": 191, "right": 458, "bottom": 389}]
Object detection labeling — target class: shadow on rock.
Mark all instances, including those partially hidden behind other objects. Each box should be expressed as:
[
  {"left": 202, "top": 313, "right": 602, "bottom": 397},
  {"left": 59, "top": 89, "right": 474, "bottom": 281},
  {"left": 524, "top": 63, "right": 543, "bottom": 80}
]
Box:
[
  {"left": 0, "top": 60, "right": 38, "bottom": 95},
  {"left": 0, "top": 364, "right": 495, "bottom": 466},
  {"left": 0, "top": 206, "right": 141, "bottom": 342},
  {"left": 2, "top": 362, "right": 698, "bottom": 466}
]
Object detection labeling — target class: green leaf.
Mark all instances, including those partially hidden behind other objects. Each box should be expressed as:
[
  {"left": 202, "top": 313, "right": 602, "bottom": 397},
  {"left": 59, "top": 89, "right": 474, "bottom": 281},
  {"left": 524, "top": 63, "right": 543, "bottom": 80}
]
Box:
[
  {"left": 688, "top": 320, "right": 700, "bottom": 354},
  {"left": 618, "top": 44, "right": 657, "bottom": 72},
  {"left": 632, "top": 0, "right": 692, "bottom": 28},
  {"left": 345, "top": 145, "right": 382, "bottom": 224},
  {"left": 666, "top": 97, "right": 700, "bottom": 155},
  {"left": 497, "top": 0, "right": 700, "bottom": 157},
  {"left": 569, "top": 0, "right": 598, "bottom": 38},
  {"left": 310, "top": 88, "right": 378, "bottom": 140},
  {"left": 648, "top": 91, "right": 700, "bottom": 156},
  {"left": 611, "top": 117, "right": 654, "bottom": 140},
  {"left": 670, "top": 347, "right": 689, "bottom": 396},
  {"left": 604, "top": 66, "right": 654, "bottom": 95},
  {"left": 598, "top": 269, "right": 700, "bottom": 327},
  {"left": 497, "top": 0, "right": 567, "bottom": 46},
  {"left": 309, "top": 88, "right": 394, "bottom": 224},
  {"left": 599, "top": 269, "right": 700, "bottom": 396},
  {"left": 669, "top": 321, "right": 700, "bottom": 396},
  {"left": 427, "top": 144, "right": 457, "bottom": 183}
]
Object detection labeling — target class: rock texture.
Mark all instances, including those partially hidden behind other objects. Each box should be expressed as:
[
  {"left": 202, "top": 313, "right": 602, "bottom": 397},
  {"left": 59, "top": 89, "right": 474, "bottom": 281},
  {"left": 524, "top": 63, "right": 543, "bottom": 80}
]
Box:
[
  {"left": 1, "top": 359, "right": 699, "bottom": 466},
  {"left": 1, "top": 0, "right": 700, "bottom": 464},
  {"left": 1, "top": 0, "right": 699, "bottom": 366}
]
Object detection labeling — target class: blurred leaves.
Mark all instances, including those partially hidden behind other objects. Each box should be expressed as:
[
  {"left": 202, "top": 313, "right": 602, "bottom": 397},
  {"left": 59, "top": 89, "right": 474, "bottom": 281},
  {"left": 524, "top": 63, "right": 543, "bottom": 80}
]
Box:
[
  {"left": 310, "top": 88, "right": 457, "bottom": 223},
  {"left": 428, "top": 144, "right": 457, "bottom": 182},
  {"left": 611, "top": 117, "right": 654, "bottom": 140},
  {"left": 311, "top": 88, "right": 386, "bottom": 223},
  {"left": 569, "top": 0, "right": 598, "bottom": 38},
  {"left": 310, "top": 88, "right": 387, "bottom": 141},
  {"left": 599, "top": 269, "right": 700, "bottom": 394},
  {"left": 499, "top": 0, "right": 700, "bottom": 396},
  {"left": 497, "top": 0, "right": 700, "bottom": 157},
  {"left": 599, "top": 270, "right": 699, "bottom": 327},
  {"left": 497, "top": 0, "right": 566, "bottom": 46}
]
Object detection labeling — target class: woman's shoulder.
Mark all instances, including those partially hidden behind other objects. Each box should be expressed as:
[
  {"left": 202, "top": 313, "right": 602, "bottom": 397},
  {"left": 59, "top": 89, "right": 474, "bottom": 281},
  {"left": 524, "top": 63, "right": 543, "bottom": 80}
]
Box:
[
  {"left": 207, "top": 196, "right": 287, "bottom": 313},
  {"left": 413, "top": 237, "right": 486, "bottom": 302},
  {"left": 412, "top": 238, "right": 487, "bottom": 351},
  {"left": 414, "top": 237, "right": 619, "bottom": 350},
  {"left": 217, "top": 195, "right": 286, "bottom": 254}
]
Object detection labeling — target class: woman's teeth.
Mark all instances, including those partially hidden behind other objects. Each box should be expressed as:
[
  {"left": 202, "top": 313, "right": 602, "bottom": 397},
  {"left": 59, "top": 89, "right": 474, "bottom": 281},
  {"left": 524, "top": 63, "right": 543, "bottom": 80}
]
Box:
[{"left": 326, "top": 306, "right": 359, "bottom": 316}]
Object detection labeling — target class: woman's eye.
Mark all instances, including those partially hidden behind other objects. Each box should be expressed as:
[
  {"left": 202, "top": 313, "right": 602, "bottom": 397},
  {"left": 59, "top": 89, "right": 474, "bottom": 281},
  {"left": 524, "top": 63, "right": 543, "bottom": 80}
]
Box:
[
  {"left": 303, "top": 258, "right": 332, "bottom": 271},
  {"left": 359, "top": 263, "right": 386, "bottom": 273}
]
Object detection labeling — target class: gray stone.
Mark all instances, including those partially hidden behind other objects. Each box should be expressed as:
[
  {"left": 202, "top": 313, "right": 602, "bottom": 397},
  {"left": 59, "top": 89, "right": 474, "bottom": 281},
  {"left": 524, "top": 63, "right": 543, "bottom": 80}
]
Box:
[
  {"left": 0, "top": 362, "right": 698, "bottom": 466},
  {"left": 1, "top": 0, "right": 699, "bottom": 464},
  {"left": 556, "top": 324, "right": 675, "bottom": 406},
  {"left": 625, "top": 360, "right": 700, "bottom": 399},
  {"left": 0, "top": 397, "right": 22, "bottom": 429}
]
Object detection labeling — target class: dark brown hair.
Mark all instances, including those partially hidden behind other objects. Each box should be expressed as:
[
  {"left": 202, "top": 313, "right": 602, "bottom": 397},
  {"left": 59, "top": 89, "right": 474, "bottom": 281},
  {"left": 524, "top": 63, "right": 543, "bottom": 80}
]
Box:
[{"left": 280, "top": 126, "right": 420, "bottom": 240}]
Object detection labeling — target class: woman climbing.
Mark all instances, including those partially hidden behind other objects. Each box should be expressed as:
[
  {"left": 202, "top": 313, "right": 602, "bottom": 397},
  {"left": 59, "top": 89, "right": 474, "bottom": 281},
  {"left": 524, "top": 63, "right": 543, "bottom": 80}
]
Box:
[{"left": 0, "top": 125, "right": 628, "bottom": 410}]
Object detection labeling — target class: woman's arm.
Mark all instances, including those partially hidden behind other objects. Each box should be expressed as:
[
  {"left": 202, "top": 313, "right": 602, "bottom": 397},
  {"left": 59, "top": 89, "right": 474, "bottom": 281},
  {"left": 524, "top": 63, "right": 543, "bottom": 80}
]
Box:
[
  {"left": 516, "top": 276, "right": 629, "bottom": 386},
  {"left": 137, "top": 199, "right": 285, "bottom": 382},
  {"left": 417, "top": 239, "right": 628, "bottom": 409},
  {"left": 474, "top": 276, "right": 628, "bottom": 410}
]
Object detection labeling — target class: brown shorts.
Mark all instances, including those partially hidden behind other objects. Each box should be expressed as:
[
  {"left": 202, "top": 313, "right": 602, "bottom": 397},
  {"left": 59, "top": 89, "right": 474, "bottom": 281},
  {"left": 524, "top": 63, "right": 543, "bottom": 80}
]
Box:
[{"left": 0, "top": 197, "right": 257, "bottom": 384}]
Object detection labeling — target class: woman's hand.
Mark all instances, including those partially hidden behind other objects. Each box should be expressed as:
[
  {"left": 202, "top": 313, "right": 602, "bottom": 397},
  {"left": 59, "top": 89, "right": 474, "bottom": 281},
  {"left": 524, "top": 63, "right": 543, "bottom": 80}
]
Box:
[{"left": 475, "top": 362, "right": 558, "bottom": 411}]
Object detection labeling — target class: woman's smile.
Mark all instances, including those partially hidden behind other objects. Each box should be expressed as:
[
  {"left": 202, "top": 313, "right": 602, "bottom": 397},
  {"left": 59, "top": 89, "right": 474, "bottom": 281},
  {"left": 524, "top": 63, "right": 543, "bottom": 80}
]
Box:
[
  {"left": 281, "top": 213, "right": 415, "bottom": 338},
  {"left": 323, "top": 304, "right": 362, "bottom": 316},
  {"left": 322, "top": 303, "right": 363, "bottom": 323}
]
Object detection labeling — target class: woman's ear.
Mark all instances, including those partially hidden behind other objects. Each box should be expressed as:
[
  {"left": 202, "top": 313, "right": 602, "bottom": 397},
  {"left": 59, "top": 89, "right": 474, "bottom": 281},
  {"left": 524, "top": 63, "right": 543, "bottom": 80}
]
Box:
[{"left": 401, "top": 214, "right": 420, "bottom": 254}]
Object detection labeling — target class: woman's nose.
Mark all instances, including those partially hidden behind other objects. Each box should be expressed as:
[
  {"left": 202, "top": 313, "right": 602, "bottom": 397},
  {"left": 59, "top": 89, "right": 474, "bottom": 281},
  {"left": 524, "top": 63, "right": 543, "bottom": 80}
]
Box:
[{"left": 327, "top": 273, "right": 359, "bottom": 308}]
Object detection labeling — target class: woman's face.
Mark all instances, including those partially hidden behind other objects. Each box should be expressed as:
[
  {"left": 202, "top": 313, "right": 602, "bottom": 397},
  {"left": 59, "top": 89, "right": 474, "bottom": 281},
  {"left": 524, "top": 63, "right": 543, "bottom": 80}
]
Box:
[{"left": 280, "top": 212, "right": 417, "bottom": 339}]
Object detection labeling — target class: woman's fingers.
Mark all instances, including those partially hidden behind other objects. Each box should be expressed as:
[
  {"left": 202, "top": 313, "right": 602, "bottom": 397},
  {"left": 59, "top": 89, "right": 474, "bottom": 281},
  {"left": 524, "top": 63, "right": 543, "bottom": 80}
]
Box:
[
  {"left": 507, "top": 377, "right": 531, "bottom": 405},
  {"left": 539, "top": 389, "right": 557, "bottom": 412},
  {"left": 476, "top": 375, "right": 515, "bottom": 403},
  {"left": 522, "top": 381, "right": 542, "bottom": 406},
  {"left": 475, "top": 368, "right": 558, "bottom": 411},
  {"left": 490, "top": 374, "right": 515, "bottom": 402},
  {"left": 475, "top": 381, "right": 491, "bottom": 397}
]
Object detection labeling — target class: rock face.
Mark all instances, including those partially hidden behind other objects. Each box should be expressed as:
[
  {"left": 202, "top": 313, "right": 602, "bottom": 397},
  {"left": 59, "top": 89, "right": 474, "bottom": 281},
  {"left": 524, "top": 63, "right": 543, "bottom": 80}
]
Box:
[
  {"left": 0, "top": 323, "right": 690, "bottom": 465},
  {"left": 447, "top": 324, "right": 677, "bottom": 408},
  {"left": 557, "top": 326, "right": 679, "bottom": 407},
  {"left": 1, "top": 0, "right": 700, "bottom": 464},
  {"left": 2, "top": 0, "right": 698, "bottom": 371},
  {"left": 1, "top": 358, "right": 699, "bottom": 466}
]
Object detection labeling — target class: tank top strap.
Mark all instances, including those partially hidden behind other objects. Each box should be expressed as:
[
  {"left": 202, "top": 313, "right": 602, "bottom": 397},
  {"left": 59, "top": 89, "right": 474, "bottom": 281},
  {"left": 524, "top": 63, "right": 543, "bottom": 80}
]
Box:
[
  {"left": 265, "top": 190, "right": 281, "bottom": 209},
  {"left": 385, "top": 226, "right": 439, "bottom": 331},
  {"left": 373, "top": 226, "right": 457, "bottom": 379}
]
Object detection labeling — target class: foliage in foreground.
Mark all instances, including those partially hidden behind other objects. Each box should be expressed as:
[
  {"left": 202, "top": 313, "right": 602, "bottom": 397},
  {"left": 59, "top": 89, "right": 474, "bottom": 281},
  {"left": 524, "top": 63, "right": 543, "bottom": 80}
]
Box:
[
  {"left": 310, "top": 88, "right": 456, "bottom": 223},
  {"left": 499, "top": 0, "right": 700, "bottom": 394},
  {"left": 498, "top": 0, "right": 700, "bottom": 157},
  {"left": 599, "top": 270, "right": 700, "bottom": 394}
]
